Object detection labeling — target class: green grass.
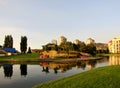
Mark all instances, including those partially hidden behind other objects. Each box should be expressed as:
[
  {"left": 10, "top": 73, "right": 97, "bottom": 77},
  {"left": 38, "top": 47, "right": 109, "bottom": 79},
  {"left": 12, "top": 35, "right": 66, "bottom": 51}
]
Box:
[
  {"left": 33, "top": 65, "right": 120, "bottom": 88},
  {"left": 0, "top": 53, "right": 40, "bottom": 60}
]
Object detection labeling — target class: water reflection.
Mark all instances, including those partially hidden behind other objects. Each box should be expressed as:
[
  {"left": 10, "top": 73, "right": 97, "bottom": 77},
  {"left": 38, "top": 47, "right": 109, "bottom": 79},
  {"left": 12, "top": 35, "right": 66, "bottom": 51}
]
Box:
[
  {"left": 20, "top": 64, "right": 27, "bottom": 77},
  {"left": 40, "top": 60, "right": 98, "bottom": 73},
  {"left": 0, "top": 56, "right": 116, "bottom": 78},
  {"left": 42, "top": 67, "right": 49, "bottom": 73},
  {"left": 109, "top": 56, "right": 120, "bottom": 65},
  {"left": 3, "top": 64, "right": 13, "bottom": 78},
  {"left": 0, "top": 56, "right": 120, "bottom": 88}
]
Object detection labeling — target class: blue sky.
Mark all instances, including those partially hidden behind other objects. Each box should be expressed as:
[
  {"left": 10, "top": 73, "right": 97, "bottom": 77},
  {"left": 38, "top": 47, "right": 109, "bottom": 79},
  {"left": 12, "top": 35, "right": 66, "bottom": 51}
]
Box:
[{"left": 0, "top": 0, "right": 120, "bottom": 50}]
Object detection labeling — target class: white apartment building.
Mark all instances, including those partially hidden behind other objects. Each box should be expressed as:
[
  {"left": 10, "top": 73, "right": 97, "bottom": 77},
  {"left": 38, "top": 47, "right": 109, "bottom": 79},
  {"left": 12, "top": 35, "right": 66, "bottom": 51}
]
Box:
[
  {"left": 58, "top": 36, "right": 67, "bottom": 45},
  {"left": 51, "top": 39, "right": 57, "bottom": 45},
  {"left": 86, "top": 38, "right": 95, "bottom": 45},
  {"left": 73, "top": 39, "right": 80, "bottom": 45},
  {"left": 108, "top": 37, "right": 120, "bottom": 53}
]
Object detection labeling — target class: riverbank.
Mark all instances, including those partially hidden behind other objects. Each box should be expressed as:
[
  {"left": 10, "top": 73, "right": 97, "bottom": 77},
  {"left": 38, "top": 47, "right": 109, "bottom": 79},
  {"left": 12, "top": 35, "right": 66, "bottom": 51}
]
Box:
[
  {"left": 33, "top": 65, "right": 120, "bottom": 88},
  {"left": 0, "top": 53, "right": 102, "bottom": 63}
]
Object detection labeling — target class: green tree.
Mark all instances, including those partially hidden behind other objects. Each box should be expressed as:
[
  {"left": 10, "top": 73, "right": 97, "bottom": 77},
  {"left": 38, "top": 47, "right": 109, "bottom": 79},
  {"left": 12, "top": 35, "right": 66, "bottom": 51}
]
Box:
[
  {"left": 85, "top": 44, "right": 96, "bottom": 56},
  {"left": 3, "top": 35, "right": 13, "bottom": 48},
  {"left": 27, "top": 47, "right": 32, "bottom": 54},
  {"left": 79, "top": 42, "right": 86, "bottom": 52},
  {"left": 20, "top": 36, "right": 27, "bottom": 54}
]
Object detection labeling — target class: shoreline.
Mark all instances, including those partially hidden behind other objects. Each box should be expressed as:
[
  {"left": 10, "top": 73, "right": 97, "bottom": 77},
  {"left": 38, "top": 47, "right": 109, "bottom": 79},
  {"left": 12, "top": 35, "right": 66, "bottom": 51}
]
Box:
[{"left": 0, "top": 57, "right": 102, "bottom": 64}]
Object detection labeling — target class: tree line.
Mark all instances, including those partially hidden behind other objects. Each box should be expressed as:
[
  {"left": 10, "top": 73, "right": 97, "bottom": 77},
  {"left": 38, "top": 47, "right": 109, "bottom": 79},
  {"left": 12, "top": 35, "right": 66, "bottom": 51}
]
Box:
[
  {"left": 2, "top": 35, "right": 31, "bottom": 54},
  {"left": 42, "top": 41, "right": 97, "bottom": 56}
]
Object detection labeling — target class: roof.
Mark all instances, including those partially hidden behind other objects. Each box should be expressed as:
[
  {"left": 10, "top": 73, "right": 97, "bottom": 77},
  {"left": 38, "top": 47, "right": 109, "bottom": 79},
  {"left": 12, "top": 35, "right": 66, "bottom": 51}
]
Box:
[
  {"left": 4, "top": 48, "right": 17, "bottom": 53},
  {"left": 0, "top": 50, "right": 7, "bottom": 54}
]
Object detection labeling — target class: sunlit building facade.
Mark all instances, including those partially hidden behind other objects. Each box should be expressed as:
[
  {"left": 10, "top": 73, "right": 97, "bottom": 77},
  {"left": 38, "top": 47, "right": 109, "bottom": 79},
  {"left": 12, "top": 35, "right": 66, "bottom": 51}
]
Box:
[
  {"left": 73, "top": 39, "right": 81, "bottom": 45},
  {"left": 51, "top": 39, "right": 57, "bottom": 45},
  {"left": 86, "top": 38, "right": 95, "bottom": 45},
  {"left": 108, "top": 37, "right": 120, "bottom": 53},
  {"left": 58, "top": 36, "right": 67, "bottom": 45}
]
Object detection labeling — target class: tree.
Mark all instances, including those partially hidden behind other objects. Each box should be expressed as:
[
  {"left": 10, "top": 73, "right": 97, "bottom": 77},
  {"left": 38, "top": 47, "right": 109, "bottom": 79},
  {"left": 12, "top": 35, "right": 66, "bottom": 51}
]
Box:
[
  {"left": 20, "top": 36, "right": 27, "bottom": 54},
  {"left": 85, "top": 44, "right": 96, "bottom": 56},
  {"left": 27, "top": 47, "right": 32, "bottom": 54},
  {"left": 3, "top": 35, "right": 13, "bottom": 48},
  {"left": 79, "top": 42, "right": 86, "bottom": 52}
]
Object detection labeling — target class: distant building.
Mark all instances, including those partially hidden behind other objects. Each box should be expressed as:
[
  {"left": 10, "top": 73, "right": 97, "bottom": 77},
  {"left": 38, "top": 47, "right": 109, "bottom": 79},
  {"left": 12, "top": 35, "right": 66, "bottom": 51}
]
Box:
[
  {"left": 96, "top": 43, "right": 108, "bottom": 51},
  {"left": 86, "top": 38, "right": 95, "bottom": 45},
  {"left": 73, "top": 39, "right": 81, "bottom": 45},
  {"left": 0, "top": 50, "right": 7, "bottom": 56},
  {"left": 108, "top": 37, "right": 120, "bottom": 53},
  {"left": 51, "top": 39, "right": 57, "bottom": 45},
  {"left": 58, "top": 36, "right": 67, "bottom": 45}
]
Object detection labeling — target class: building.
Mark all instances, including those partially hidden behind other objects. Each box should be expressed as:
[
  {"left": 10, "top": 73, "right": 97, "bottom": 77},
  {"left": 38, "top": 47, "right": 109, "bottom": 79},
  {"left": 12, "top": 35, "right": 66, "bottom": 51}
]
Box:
[
  {"left": 86, "top": 38, "right": 95, "bottom": 45},
  {"left": 0, "top": 50, "right": 7, "bottom": 56},
  {"left": 58, "top": 36, "right": 67, "bottom": 45},
  {"left": 51, "top": 39, "right": 57, "bottom": 45},
  {"left": 73, "top": 39, "right": 81, "bottom": 45},
  {"left": 108, "top": 37, "right": 120, "bottom": 53},
  {"left": 95, "top": 43, "right": 108, "bottom": 51}
]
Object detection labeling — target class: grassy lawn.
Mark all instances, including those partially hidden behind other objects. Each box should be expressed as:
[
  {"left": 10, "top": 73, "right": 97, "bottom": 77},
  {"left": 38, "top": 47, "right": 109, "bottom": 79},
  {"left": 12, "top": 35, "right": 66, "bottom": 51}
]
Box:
[
  {"left": 0, "top": 53, "right": 40, "bottom": 60},
  {"left": 33, "top": 65, "right": 120, "bottom": 88}
]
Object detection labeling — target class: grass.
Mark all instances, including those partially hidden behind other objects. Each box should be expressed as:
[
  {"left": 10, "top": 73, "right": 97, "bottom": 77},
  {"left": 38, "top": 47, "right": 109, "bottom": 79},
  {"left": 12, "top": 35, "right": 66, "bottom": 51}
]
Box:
[
  {"left": 33, "top": 65, "right": 120, "bottom": 88},
  {"left": 0, "top": 53, "right": 101, "bottom": 61},
  {"left": 0, "top": 53, "right": 40, "bottom": 60}
]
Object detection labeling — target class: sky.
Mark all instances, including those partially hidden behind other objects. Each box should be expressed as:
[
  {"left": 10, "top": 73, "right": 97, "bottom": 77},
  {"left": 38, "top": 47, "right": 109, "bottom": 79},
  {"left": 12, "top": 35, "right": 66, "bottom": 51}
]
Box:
[{"left": 0, "top": 0, "right": 120, "bottom": 51}]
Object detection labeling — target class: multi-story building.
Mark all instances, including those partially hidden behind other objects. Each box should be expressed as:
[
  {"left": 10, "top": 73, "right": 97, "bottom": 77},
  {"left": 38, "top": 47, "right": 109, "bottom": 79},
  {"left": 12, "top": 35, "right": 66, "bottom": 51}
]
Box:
[
  {"left": 86, "top": 38, "right": 95, "bottom": 45},
  {"left": 51, "top": 39, "right": 57, "bottom": 45},
  {"left": 108, "top": 37, "right": 120, "bottom": 53},
  {"left": 73, "top": 39, "right": 81, "bottom": 45},
  {"left": 58, "top": 36, "right": 67, "bottom": 45}
]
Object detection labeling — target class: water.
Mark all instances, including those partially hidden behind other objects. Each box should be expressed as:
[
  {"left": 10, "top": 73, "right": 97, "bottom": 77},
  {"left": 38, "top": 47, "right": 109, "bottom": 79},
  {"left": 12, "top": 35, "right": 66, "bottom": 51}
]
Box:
[{"left": 0, "top": 56, "right": 119, "bottom": 88}]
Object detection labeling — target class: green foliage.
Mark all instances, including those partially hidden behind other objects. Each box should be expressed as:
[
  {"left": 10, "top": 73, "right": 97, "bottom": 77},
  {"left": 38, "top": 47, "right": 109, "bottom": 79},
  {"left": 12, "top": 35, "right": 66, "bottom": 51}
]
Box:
[
  {"left": 3, "top": 35, "right": 13, "bottom": 48},
  {"left": 85, "top": 44, "right": 96, "bottom": 55},
  {"left": 42, "top": 43, "right": 58, "bottom": 51},
  {"left": 79, "top": 42, "right": 86, "bottom": 52},
  {"left": 27, "top": 47, "right": 32, "bottom": 54},
  {"left": 42, "top": 41, "right": 97, "bottom": 56},
  {"left": 20, "top": 36, "right": 27, "bottom": 54},
  {"left": 33, "top": 66, "right": 120, "bottom": 88},
  {"left": 0, "top": 53, "right": 40, "bottom": 60}
]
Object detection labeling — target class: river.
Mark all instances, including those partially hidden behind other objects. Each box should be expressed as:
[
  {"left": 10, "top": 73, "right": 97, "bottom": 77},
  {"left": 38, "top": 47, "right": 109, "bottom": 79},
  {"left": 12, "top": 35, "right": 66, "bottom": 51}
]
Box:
[{"left": 0, "top": 56, "right": 120, "bottom": 88}]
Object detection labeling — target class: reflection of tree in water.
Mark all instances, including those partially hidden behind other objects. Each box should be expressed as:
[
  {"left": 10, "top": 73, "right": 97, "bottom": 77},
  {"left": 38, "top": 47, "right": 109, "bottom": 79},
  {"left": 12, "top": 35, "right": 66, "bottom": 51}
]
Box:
[
  {"left": 78, "top": 61, "right": 86, "bottom": 70},
  {"left": 87, "top": 60, "right": 97, "bottom": 68},
  {"left": 42, "top": 67, "right": 49, "bottom": 73},
  {"left": 54, "top": 67, "right": 58, "bottom": 74},
  {"left": 3, "top": 64, "right": 13, "bottom": 78},
  {"left": 20, "top": 64, "right": 27, "bottom": 77}
]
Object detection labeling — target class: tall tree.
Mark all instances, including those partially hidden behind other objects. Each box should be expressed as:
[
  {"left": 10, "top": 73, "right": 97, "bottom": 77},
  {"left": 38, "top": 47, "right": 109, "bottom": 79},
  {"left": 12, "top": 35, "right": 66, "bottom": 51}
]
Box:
[
  {"left": 3, "top": 35, "right": 13, "bottom": 48},
  {"left": 85, "top": 44, "right": 96, "bottom": 56},
  {"left": 20, "top": 36, "right": 27, "bottom": 54},
  {"left": 27, "top": 47, "right": 32, "bottom": 54}
]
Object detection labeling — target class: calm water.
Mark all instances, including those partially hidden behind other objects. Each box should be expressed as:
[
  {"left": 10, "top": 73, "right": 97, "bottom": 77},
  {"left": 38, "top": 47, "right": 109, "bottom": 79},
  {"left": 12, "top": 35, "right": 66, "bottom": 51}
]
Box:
[{"left": 0, "top": 56, "right": 120, "bottom": 88}]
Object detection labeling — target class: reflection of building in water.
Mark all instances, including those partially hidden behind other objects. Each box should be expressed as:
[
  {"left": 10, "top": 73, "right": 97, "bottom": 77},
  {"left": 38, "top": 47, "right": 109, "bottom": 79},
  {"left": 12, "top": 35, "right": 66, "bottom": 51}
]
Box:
[
  {"left": 86, "top": 60, "right": 97, "bottom": 70},
  {"left": 86, "top": 64, "right": 93, "bottom": 70},
  {"left": 3, "top": 64, "right": 13, "bottom": 78},
  {"left": 109, "top": 56, "right": 120, "bottom": 65},
  {"left": 40, "top": 62, "right": 74, "bottom": 73},
  {"left": 20, "top": 64, "right": 27, "bottom": 76}
]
